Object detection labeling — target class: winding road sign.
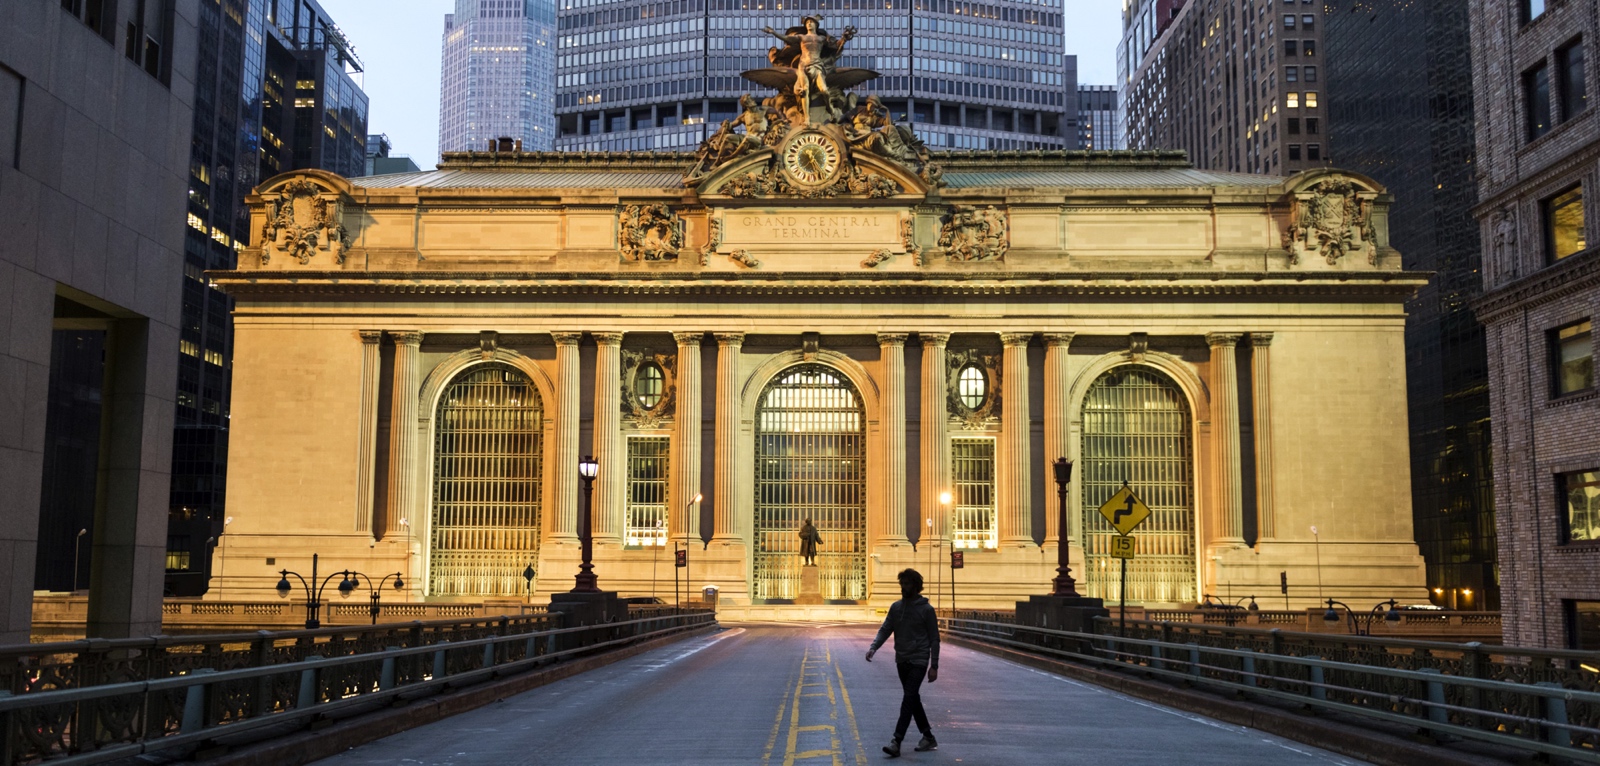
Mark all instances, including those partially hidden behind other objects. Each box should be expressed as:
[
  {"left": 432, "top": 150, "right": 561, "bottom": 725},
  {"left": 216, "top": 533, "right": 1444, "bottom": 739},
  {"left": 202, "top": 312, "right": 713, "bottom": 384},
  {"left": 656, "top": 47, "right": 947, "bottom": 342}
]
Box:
[{"left": 1097, "top": 484, "right": 1152, "bottom": 536}]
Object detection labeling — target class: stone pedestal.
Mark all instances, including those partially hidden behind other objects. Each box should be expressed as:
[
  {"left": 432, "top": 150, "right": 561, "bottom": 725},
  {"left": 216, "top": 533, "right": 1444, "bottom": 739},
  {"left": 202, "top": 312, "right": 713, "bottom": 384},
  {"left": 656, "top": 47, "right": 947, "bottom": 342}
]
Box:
[
  {"left": 549, "top": 591, "right": 628, "bottom": 626},
  {"left": 796, "top": 566, "right": 823, "bottom": 605},
  {"left": 1015, "top": 595, "right": 1109, "bottom": 635}
]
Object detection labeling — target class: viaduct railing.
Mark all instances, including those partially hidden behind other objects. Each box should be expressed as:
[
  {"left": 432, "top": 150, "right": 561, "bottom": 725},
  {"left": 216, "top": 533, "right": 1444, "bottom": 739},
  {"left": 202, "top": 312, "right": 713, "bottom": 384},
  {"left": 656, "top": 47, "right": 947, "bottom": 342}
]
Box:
[
  {"left": 1, "top": 607, "right": 715, "bottom": 764},
  {"left": 941, "top": 615, "right": 1600, "bottom": 763}
]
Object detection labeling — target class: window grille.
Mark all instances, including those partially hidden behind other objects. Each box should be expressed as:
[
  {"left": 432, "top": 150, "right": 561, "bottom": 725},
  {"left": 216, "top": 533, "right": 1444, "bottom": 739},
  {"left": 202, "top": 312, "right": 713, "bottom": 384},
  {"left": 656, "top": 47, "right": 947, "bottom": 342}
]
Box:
[
  {"left": 625, "top": 435, "right": 670, "bottom": 547},
  {"left": 429, "top": 364, "right": 543, "bottom": 597},
  {"left": 950, "top": 436, "right": 998, "bottom": 549},
  {"left": 753, "top": 364, "right": 867, "bottom": 602},
  {"left": 1080, "top": 367, "right": 1196, "bottom": 605},
  {"left": 957, "top": 365, "right": 987, "bottom": 410}
]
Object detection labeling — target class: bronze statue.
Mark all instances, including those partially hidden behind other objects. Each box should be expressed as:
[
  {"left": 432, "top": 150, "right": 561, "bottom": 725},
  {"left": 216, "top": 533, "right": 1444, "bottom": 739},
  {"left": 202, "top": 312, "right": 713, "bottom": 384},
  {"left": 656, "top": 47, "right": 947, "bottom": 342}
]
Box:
[{"left": 799, "top": 518, "right": 823, "bottom": 566}]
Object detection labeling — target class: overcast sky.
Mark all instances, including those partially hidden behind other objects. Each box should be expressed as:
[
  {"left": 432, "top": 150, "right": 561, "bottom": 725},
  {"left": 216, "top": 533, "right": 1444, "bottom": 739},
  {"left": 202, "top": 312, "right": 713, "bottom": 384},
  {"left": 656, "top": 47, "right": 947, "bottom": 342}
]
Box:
[{"left": 320, "top": 0, "right": 1122, "bottom": 171}]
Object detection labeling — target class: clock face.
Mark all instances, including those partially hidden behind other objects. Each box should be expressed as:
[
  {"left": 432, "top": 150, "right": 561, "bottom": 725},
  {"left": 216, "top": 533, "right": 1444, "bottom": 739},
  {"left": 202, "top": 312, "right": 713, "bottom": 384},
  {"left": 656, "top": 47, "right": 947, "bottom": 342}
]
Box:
[{"left": 782, "top": 132, "right": 843, "bottom": 188}]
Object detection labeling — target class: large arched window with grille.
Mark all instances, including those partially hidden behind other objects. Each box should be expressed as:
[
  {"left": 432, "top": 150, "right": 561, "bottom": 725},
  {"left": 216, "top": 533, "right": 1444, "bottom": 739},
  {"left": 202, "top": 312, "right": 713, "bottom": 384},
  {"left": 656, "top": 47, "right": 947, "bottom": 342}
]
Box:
[
  {"left": 429, "top": 363, "right": 543, "bottom": 597},
  {"left": 1080, "top": 366, "right": 1196, "bottom": 605},
  {"left": 753, "top": 364, "right": 867, "bottom": 602}
]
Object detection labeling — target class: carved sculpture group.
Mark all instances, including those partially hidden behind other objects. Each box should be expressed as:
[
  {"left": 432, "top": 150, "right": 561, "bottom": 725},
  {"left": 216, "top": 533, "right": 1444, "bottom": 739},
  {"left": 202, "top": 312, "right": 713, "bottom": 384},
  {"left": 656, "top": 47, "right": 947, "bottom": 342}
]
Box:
[
  {"left": 619, "top": 203, "right": 684, "bottom": 261},
  {"left": 261, "top": 179, "right": 351, "bottom": 266},
  {"left": 938, "top": 205, "right": 1010, "bottom": 262},
  {"left": 1284, "top": 179, "right": 1377, "bottom": 266}
]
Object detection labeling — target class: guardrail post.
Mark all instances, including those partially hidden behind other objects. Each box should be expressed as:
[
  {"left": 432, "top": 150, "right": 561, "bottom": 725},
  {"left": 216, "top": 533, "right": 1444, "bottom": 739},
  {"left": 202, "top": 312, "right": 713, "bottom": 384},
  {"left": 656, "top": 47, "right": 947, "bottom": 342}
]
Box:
[
  {"left": 251, "top": 630, "right": 274, "bottom": 718},
  {"left": 380, "top": 647, "right": 399, "bottom": 691},
  {"left": 1536, "top": 681, "right": 1571, "bottom": 749},
  {"left": 483, "top": 639, "right": 497, "bottom": 671},
  {"left": 1149, "top": 639, "right": 1165, "bottom": 673},
  {"left": 181, "top": 668, "right": 218, "bottom": 734},
  {"left": 1306, "top": 656, "right": 1326, "bottom": 705},
  {"left": 1418, "top": 668, "right": 1450, "bottom": 740},
  {"left": 297, "top": 656, "right": 323, "bottom": 711},
  {"left": 1461, "top": 642, "right": 1485, "bottom": 729},
  {"left": 1187, "top": 643, "right": 1202, "bottom": 683},
  {"left": 1241, "top": 654, "right": 1256, "bottom": 699},
  {"left": 433, "top": 643, "right": 449, "bottom": 682},
  {"left": 1268, "top": 629, "right": 1284, "bottom": 693}
]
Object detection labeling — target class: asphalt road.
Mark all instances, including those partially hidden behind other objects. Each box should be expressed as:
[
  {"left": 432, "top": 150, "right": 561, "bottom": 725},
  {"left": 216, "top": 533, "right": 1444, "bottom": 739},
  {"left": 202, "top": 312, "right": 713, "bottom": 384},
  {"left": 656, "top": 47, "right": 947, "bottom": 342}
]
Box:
[{"left": 313, "top": 624, "right": 1367, "bottom": 765}]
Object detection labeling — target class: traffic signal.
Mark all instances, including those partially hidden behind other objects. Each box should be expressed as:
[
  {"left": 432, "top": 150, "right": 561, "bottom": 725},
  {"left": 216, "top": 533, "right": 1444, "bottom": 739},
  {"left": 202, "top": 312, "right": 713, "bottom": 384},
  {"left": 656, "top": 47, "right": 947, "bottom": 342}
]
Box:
[
  {"left": 675, "top": 549, "right": 687, "bottom": 568},
  {"left": 950, "top": 551, "right": 964, "bottom": 569},
  {"left": 1280, "top": 571, "right": 1288, "bottom": 595}
]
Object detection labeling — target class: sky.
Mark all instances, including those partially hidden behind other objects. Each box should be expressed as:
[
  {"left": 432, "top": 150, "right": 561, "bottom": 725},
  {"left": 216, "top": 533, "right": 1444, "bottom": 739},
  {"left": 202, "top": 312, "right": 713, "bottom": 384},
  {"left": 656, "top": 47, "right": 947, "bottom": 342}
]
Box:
[{"left": 319, "top": 0, "right": 1123, "bottom": 171}]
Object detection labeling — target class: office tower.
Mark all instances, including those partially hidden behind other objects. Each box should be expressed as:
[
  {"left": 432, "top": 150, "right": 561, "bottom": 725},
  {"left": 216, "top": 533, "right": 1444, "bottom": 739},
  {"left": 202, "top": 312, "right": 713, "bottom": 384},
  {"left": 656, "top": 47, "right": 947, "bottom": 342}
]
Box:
[
  {"left": 1325, "top": 0, "right": 1494, "bottom": 610},
  {"left": 1119, "top": 0, "right": 1328, "bottom": 174},
  {"left": 439, "top": 0, "right": 559, "bottom": 153},
  {"left": 1078, "top": 84, "right": 1120, "bottom": 149},
  {"left": 552, "top": 0, "right": 1076, "bottom": 152},
  {"left": 367, "top": 134, "right": 423, "bottom": 175},
  {"left": 167, "top": 0, "right": 369, "bottom": 595}
]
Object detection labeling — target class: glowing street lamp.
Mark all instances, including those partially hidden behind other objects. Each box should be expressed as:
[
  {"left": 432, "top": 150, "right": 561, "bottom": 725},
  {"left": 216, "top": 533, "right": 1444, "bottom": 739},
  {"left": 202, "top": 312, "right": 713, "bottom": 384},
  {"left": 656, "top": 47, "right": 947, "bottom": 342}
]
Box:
[{"left": 573, "top": 455, "right": 600, "bottom": 593}]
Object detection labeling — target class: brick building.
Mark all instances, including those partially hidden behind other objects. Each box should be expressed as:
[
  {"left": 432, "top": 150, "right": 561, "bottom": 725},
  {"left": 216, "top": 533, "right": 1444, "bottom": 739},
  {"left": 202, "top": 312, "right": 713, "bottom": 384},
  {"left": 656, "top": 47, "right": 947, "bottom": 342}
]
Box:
[{"left": 1471, "top": 0, "right": 1600, "bottom": 648}]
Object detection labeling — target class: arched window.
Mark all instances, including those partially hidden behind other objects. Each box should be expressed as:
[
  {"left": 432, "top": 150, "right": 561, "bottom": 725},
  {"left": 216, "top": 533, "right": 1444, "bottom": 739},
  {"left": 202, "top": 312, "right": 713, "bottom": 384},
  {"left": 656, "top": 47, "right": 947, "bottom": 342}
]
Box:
[
  {"left": 634, "top": 362, "right": 665, "bottom": 410},
  {"left": 753, "top": 364, "right": 867, "bottom": 602},
  {"left": 957, "top": 364, "right": 987, "bottom": 410},
  {"left": 429, "top": 363, "right": 543, "bottom": 597},
  {"left": 1080, "top": 366, "right": 1195, "bottom": 605}
]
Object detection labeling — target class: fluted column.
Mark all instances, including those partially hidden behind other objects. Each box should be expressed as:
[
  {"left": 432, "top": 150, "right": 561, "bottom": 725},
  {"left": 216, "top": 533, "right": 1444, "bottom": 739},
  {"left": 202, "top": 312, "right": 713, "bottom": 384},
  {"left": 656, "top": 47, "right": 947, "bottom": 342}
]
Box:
[
  {"left": 712, "top": 332, "right": 744, "bottom": 543},
  {"left": 1207, "top": 332, "right": 1245, "bottom": 542},
  {"left": 878, "top": 333, "right": 910, "bottom": 545},
  {"left": 672, "top": 331, "right": 704, "bottom": 545},
  {"left": 999, "top": 332, "right": 1033, "bottom": 546},
  {"left": 550, "top": 332, "right": 584, "bottom": 543},
  {"left": 920, "top": 333, "right": 951, "bottom": 542},
  {"left": 386, "top": 331, "right": 423, "bottom": 538},
  {"left": 1250, "top": 332, "right": 1277, "bottom": 540},
  {"left": 1042, "top": 333, "right": 1075, "bottom": 546},
  {"left": 356, "top": 331, "right": 383, "bottom": 535},
  {"left": 592, "top": 332, "right": 625, "bottom": 544}
]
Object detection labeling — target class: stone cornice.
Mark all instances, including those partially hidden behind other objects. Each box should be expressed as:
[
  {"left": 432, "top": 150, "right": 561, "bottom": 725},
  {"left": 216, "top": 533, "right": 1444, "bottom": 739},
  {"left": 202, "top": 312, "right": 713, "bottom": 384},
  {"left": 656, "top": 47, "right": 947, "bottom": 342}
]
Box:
[
  {"left": 212, "top": 271, "right": 1429, "bottom": 300},
  {"left": 1472, "top": 248, "right": 1600, "bottom": 321}
]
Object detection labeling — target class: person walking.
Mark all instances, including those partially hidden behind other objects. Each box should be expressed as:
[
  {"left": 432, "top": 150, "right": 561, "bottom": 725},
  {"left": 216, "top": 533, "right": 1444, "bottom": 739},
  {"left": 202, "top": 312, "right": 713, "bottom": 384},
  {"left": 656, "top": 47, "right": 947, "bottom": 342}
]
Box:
[{"left": 865, "top": 568, "right": 938, "bottom": 757}]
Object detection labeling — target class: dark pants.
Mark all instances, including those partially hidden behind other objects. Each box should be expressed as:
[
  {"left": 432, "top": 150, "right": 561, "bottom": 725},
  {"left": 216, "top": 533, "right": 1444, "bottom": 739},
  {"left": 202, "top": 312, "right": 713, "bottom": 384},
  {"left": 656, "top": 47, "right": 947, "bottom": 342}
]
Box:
[{"left": 894, "top": 662, "right": 931, "bottom": 741}]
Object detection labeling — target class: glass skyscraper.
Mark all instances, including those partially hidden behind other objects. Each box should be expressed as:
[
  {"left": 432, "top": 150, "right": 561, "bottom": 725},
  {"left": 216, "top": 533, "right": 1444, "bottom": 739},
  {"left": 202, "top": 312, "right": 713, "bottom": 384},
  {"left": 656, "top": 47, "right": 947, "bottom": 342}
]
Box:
[
  {"left": 440, "top": 0, "right": 559, "bottom": 153},
  {"left": 553, "top": 0, "right": 1076, "bottom": 152}
]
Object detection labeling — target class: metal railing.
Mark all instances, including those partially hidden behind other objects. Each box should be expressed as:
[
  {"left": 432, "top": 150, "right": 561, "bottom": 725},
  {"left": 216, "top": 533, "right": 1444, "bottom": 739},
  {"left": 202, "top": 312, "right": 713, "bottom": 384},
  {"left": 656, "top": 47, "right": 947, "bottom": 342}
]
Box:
[
  {"left": 1, "top": 609, "right": 715, "bottom": 764},
  {"left": 941, "top": 616, "right": 1600, "bottom": 763}
]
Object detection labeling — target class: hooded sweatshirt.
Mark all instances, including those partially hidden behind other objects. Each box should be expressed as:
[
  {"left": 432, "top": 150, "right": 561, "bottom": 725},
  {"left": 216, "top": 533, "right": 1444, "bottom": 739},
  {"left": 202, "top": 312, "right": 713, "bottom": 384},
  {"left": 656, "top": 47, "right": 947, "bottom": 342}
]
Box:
[{"left": 870, "top": 594, "right": 940, "bottom": 667}]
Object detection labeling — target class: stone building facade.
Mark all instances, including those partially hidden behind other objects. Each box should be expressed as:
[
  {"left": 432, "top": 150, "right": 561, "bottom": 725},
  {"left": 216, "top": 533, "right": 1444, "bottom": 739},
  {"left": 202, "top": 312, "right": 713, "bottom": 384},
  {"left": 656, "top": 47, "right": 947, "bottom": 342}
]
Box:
[
  {"left": 209, "top": 129, "right": 1431, "bottom": 612},
  {"left": 1471, "top": 0, "right": 1600, "bottom": 648}
]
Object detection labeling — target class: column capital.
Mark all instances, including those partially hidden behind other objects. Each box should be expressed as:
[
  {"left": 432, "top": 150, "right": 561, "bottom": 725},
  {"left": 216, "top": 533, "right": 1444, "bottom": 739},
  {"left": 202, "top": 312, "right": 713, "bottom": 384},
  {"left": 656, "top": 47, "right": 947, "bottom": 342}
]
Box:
[
  {"left": 673, "top": 331, "right": 704, "bottom": 346},
  {"left": 358, "top": 330, "right": 384, "bottom": 344},
  {"left": 999, "top": 331, "right": 1034, "bottom": 347},
  {"left": 551, "top": 331, "right": 584, "bottom": 346},
  {"left": 876, "top": 332, "right": 909, "bottom": 346},
  {"left": 391, "top": 330, "right": 424, "bottom": 346},
  {"left": 591, "top": 331, "right": 625, "bottom": 346},
  {"left": 1042, "top": 332, "right": 1076, "bottom": 347},
  {"left": 1249, "top": 332, "right": 1275, "bottom": 347},
  {"left": 919, "top": 331, "right": 951, "bottom": 347},
  {"left": 713, "top": 331, "right": 746, "bottom": 346},
  {"left": 1205, "top": 332, "right": 1244, "bottom": 348}
]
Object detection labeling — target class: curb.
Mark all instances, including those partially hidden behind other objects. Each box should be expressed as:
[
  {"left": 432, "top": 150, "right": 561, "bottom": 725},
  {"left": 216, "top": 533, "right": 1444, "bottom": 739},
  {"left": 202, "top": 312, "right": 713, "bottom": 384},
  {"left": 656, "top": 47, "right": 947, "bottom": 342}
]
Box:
[
  {"left": 199, "top": 623, "right": 720, "bottom": 766},
  {"left": 944, "top": 635, "right": 1514, "bottom": 766}
]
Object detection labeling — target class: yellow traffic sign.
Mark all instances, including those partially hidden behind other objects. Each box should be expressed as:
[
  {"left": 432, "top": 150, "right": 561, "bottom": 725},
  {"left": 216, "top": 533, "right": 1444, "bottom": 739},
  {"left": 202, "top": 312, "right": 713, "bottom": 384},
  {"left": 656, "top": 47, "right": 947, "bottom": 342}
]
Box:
[
  {"left": 1097, "top": 484, "right": 1152, "bottom": 535},
  {"left": 1109, "top": 534, "right": 1136, "bottom": 559}
]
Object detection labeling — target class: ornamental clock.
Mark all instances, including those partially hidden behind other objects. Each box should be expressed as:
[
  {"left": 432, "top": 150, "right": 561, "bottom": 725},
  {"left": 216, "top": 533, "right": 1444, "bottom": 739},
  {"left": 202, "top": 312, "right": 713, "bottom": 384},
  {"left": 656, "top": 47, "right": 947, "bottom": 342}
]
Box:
[{"left": 780, "top": 131, "right": 844, "bottom": 189}]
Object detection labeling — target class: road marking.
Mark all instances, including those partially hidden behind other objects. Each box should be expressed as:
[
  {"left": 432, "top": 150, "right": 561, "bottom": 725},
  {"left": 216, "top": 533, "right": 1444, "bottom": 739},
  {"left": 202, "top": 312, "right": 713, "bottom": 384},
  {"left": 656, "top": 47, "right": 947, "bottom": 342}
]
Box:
[
  {"left": 763, "top": 661, "right": 797, "bottom": 765},
  {"left": 834, "top": 659, "right": 868, "bottom": 765},
  {"left": 640, "top": 627, "right": 743, "bottom": 672}
]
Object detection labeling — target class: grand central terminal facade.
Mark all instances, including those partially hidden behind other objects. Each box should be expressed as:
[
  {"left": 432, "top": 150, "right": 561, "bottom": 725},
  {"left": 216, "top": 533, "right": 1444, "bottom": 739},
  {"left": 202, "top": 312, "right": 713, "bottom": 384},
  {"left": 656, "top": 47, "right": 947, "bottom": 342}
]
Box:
[{"left": 211, "top": 36, "right": 1428, "bottom": 609}]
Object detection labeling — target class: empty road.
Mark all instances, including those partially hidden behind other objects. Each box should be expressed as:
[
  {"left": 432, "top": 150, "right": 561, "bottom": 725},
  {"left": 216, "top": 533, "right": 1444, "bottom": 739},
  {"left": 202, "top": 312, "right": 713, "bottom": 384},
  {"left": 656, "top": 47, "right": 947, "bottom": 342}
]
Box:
[{"left": 314, "top": 624, "right": 1364, "bottom": 765}]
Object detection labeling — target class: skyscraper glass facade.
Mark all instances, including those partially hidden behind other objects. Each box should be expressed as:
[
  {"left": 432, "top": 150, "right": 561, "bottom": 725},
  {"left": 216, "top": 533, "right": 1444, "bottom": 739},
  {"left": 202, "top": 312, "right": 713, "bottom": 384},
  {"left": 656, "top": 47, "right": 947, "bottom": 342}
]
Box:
[
  {"left": 1078, "top": 84, "right": 1121, "bottom": 149},
  {"left": 554, "top": 0, "right": 1076, "bottom": 152},
  {"left": 440, "top": 0, "right": 559, "bottom": 153}
]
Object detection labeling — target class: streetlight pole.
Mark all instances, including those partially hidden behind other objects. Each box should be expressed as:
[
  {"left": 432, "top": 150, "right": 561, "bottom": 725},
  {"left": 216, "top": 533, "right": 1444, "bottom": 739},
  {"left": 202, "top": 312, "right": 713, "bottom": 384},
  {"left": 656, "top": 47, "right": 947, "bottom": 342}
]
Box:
[
  {"left": 684, "top": 492, "right": 702, "bottom": 607},
  {"left": 573, "top": 455, "right": 600, "bottom": 593},
  {"left": 275, "top": 553, "right": 362, "bottom": 630},
  {"left": 348, "top": 571, "right": 405, "bottom": 625},
  {"left": 937, "top": 491, "right": 951, "bottom": 613},
  {"left": 1323, "top": 598, "right": 1400, "bottom": 636},
  {"left": 1051, "top": 458, "right": 1079, "bottom": 597}
]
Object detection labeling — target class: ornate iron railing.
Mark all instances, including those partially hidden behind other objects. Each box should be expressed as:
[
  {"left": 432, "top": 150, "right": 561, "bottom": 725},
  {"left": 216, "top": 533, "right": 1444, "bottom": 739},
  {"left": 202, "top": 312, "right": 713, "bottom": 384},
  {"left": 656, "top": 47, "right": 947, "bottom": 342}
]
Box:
[
  {"left": 941, "top": 616, "right": 1600, "bottom": 763},
  {"left": 1, "top": 609, "right": 715, "bottom": 764}
]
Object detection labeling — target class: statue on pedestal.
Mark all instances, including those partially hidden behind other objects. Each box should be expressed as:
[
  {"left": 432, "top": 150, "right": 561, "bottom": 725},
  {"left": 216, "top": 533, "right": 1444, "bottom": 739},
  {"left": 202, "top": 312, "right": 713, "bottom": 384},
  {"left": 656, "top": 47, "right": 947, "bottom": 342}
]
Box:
[{"left": 799, "top": 518, "right": 823, "bottom": 566}]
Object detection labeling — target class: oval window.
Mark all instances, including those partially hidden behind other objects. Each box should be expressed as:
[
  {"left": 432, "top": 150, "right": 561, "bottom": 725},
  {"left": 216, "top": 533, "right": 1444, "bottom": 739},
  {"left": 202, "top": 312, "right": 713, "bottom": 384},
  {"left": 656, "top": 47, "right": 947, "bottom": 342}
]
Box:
[
  {"left": 635, "top": 363, "right": 665, "bottom": 409},
  {"left": 957, "top": 364, "right": 987, "bottom": 410}
]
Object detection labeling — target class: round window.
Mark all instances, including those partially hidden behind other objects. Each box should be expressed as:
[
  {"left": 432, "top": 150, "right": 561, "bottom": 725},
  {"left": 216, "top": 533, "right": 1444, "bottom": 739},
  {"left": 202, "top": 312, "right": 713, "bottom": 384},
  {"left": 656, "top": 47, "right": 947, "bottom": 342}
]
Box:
[
  {"left": 957, "top": 364, "right": 987, "bottom": 410},
  {"left": 635, "top": 363, "right": 665, "bottom": 409}
]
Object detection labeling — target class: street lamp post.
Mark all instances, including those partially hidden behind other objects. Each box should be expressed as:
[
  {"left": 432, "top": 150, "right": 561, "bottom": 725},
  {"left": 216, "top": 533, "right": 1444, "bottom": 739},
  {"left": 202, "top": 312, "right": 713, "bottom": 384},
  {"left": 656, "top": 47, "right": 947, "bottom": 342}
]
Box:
[
  {"left": 348, "top": 571, "right": 405, "bottom": 625},
  {"left": 1322, "top": 598, "right": 1401, "bottom": 636},
  {"left": 275, "top": 553, "right": 361, "bottom": 630},
  {"left": 937, "top": 491, "right": 951, "bottom": 613},
  {"left": 683, "top": 492, "right": 702, "bottom": 608},
  {"left": 1050, "top": 458, "right": 1079, "bottom": 597},
  {"left": 573, "top": 455, "right": 600, "bottom": 593}
]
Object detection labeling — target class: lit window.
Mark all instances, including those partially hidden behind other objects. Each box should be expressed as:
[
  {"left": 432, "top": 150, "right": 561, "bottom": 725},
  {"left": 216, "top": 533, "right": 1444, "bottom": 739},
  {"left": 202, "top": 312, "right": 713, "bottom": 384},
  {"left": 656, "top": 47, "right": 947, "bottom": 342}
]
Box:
[
  {"left": 1305, "top": 91, "right": 1318, "bottom": 107},
  {"left": 1563, "top": 470, "right": 1600, "bottom": 542},
  {"left": 1286, "top": 92, "right": 1299, "bottom": 108},
  {"left": 635, "top": 363, "right": 665, "bottom": 409},
  {"left": 1552, "top": 320, "right": 1594, "bottom": 396},
  {"left": 1547, "top": 186, "right": 1587, "bottom": 260},
  {"left": 957, "top": 364, "right": 987, "bottom": 410},
  {"left": 1303, "top": 39, "right": 1316, "bottom": 56},
  {"left": 951, "top": 437, "right": 997, "bottom": 549},
  {"left": 625, "top": 436, "right": 670, "bottom": 547},
  {"left": 187, "top": 213, "right": 206, "bottom": 232}
]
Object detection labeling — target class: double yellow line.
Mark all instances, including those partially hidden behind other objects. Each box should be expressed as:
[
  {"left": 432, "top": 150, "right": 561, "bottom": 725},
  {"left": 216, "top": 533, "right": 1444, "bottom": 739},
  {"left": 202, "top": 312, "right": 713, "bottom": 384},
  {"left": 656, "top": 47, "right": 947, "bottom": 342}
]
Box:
[{"left": 763, "top": 642, "right": 868, "bottom": 766}]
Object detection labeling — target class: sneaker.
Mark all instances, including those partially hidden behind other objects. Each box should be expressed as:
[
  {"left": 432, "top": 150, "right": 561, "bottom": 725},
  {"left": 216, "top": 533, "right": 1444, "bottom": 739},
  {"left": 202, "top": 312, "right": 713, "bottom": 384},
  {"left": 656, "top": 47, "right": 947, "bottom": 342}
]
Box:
[
  {"left": 883, "top": 739, "right": 902, "bottom": 758},
  {"left": 914, "top": 735, "right": 938, "bottom": 752}
]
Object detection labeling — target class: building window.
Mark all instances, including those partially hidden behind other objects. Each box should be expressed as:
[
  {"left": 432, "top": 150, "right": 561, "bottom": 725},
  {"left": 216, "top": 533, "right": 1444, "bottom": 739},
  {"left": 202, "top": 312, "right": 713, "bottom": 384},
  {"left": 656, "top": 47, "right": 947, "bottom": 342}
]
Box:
[
  {"left": 1285, "top": 40, "right": 1297, "bottom": 57},
  {"left": 1304, "top": 65, "right": 1317, "bottom": 83},
  {"left": 1552, "top": 319, "right": 1594, "bottom": 395},
  {"left": 957, "top": 364, "right": 988, "bottom": 410},
  {"left": 1527, "top": 62, "right": 1553, "bottom": 140},
  {"left": 1560, "top": 41, "right": 1587, "bottom": 120},
  {"left": 1288, "top": 144, "right": 1301, "bottom": 161},
  {"left": 1524, "top": 0, "right": 1546, "bottom": 24},
  {"left": 1547, "top": 185, "right": 1587, "bottom": 260},
  {"left": 1285, "top": 66, "right": 1298, "bottom": 83},
  {"left": 950, "top": 437, "right": 998, "bottom": 549},
  {"left": 1303, "top": 39, "right": 1316, "bottom": 57},
  {"left": 1308, "top": 143, "right": 1322, "bottom": 161},
  {"left": 1563, "top": 470, "right": 1600, "bottom": 542},
  {"left": 1305, "top": 91, "right": 1319, "bottom": 108},
  {"left": 1283, "top": 14, "right": 1295, "bottom": 29},
  {"left": 1307, "top": 117, "right": 1320, "bottom": 134},
  {"left": 634, "top": 362, "right": 665, "bottom": 410},
  {"left": 0, "top": 65, "right": 18, "bottom": 169},
  {"left": 624, "top": 436, "right": 669, "bottom": 547},
  {"left": 1287, "top": 117, "right": 1300, "bottom": 134},
  {"left": 1286, "top": 92, "right": 1300, "bottom": 108}
]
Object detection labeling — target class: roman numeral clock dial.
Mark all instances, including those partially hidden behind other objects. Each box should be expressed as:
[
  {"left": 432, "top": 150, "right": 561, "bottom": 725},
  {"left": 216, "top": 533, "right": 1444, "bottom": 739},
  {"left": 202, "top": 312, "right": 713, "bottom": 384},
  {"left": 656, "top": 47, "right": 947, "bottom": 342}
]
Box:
[{"left": 781, "top": 131, "right": 843, "bottom": 188}]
